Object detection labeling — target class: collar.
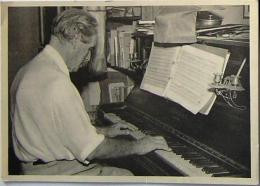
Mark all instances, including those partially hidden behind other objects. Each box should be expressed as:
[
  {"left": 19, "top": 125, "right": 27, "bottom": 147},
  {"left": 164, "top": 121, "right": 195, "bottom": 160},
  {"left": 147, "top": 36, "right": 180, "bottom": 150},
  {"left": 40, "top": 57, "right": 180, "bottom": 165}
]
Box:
[{"left": 44, "top": 45, "right": 70, "bottom": 77}]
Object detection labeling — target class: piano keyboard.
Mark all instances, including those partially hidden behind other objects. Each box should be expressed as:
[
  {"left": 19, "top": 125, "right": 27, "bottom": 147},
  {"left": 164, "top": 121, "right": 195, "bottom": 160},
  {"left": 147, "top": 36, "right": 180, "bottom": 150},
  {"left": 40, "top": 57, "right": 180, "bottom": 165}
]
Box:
[{"left": 103, "top": 112, "right": 236, "bottom": 177}]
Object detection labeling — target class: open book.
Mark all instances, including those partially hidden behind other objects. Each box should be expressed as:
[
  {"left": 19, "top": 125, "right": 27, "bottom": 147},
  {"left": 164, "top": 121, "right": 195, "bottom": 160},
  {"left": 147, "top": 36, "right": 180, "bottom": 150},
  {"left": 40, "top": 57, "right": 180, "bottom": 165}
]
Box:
[{"left": 140, "top": 44, "right": 230, "bottom": 115}]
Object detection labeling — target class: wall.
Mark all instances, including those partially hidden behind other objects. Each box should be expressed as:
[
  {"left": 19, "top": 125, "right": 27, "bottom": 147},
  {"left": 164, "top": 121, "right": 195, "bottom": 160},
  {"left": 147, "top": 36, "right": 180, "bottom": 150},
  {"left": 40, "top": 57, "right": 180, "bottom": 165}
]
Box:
[
  {"left": 212, "top": 5, "right": 249, "bottom": 25},
  {"left": 8, "top": 7, "right": 41, "bottom": 174},
  {"left": 8, "top": 7, "right": 41, "bottom": 88},
  {"left": 142, "top": 5, "right": 249, "bottom": 25}
]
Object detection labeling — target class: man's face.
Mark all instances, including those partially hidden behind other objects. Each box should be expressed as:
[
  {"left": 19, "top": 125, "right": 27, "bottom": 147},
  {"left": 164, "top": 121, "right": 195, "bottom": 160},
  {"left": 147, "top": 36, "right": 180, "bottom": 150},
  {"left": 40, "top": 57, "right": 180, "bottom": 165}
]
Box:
[{"left": 68, "top": 35, "right": 96, "bottom": 72}]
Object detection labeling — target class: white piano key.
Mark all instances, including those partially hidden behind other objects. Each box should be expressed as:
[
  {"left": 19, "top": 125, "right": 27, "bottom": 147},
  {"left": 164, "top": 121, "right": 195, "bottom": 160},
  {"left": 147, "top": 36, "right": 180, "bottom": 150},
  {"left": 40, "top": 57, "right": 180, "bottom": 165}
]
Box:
[
  {"left": 155, "top": 150, "right": 213, "bottom": 177},
  {"left": 104, "top": 112, "right": 213, "bottom": 177}
]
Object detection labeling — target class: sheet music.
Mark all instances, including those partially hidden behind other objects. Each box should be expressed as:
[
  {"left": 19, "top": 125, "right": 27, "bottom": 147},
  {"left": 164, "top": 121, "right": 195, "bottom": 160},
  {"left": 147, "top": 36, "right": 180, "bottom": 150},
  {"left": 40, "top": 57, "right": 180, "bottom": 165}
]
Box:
[
  {"left": 140, "top": 45, "right": 181, "bottom": 96},
  {"left": 165, "top": 45, "right": 225, "bottom": 114}
]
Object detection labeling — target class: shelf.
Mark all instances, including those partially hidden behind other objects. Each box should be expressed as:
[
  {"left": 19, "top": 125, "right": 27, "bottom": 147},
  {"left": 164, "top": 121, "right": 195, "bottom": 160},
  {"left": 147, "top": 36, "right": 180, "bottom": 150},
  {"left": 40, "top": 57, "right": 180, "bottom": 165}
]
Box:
[
  {"left": 133, "top": 33, "right": 249, "bottom": 48},
  {"left": 197, "top": 36, "right": 249, "bottom": 48},
  {"left": 108, "top": 65, "right": 144, "bottom": 84},
  {"left": 133, "top": 32, "right": 154, "bottom": 38},
  {"left": 107, "top": 16, "right": 141, "bottom": 24}
]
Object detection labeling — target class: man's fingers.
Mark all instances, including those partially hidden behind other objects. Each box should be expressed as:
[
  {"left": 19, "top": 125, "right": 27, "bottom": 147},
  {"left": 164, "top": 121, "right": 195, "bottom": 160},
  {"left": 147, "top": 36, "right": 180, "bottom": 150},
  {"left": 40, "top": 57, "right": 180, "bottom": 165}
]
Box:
[
  {"left": 156, "top": 146, "right": 172, "bottom": 152},
  {"left": 129, "top": 130, "right": 146, "bottom": 140},
  {"left": 112, "top": 123, "right": 127, "bottom": 129},
  {"left": 149, "top": 136, "right": 171, "bottom": 151},
  {"left": 114, "top": 129, "right": 131, "bottom": 136},
  {"left": 150, "top": 136, "right": 167, "bottom": 144},
  {"left": 112, "top": 122, "right": 138, "bottom": 131},
  {"left": 153, "top": 141, "right": 171, "bottom": 152},
  {"left": 124, "top": 122, "right": 138, "bottom": 131},
  {"left": 120, "top": 121, "right": 139, "bottom": 131},
  {"left": 153, "top": 136, "right": 165, "bottom": 140}
]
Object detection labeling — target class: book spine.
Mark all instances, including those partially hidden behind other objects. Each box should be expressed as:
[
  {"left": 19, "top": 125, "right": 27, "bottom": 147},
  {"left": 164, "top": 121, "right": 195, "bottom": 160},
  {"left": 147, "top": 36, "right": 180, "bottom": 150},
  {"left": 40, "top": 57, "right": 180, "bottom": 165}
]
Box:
[
  {"left": 117, "top": 30, "right": 121, "bottom": 68},
  {"left": 110, "top": 29, "right": 117, "bottom": 66},
  {"left": 123, "top": 32, "right": 132, "bottom": 69},
  {"left": 114, "top": 36, "right": 118, "bottom": 67}
]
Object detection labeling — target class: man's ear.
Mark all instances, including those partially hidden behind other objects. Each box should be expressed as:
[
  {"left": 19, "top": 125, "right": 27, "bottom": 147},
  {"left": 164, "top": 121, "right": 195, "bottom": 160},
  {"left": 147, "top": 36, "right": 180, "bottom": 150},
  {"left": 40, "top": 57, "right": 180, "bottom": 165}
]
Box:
[{"left": 71, "top": 37, "right": 81, "bottom": 50}]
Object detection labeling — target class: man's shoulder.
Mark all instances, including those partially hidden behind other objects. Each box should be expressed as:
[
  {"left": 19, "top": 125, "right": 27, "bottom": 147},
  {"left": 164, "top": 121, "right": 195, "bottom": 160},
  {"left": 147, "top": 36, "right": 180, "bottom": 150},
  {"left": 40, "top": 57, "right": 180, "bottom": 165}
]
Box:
[
  {"left": 13, "top": 52, "right": 70, "bottom": 94},
  {"left": 25, "top": 51, "right": 68, "bottom": 82},
  {"left": 15, "top": 50, "right": 54, "bottom": 78},
  {"left": 47, "top": 74, "right": 74, "bottom": 98}
]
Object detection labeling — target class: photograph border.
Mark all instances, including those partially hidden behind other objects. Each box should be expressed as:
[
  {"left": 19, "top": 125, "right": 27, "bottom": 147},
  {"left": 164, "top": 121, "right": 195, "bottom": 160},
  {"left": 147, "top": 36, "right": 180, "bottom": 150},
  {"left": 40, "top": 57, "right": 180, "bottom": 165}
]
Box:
[{"left": 1, "top": 0, "right": 259, "bottom": 184}]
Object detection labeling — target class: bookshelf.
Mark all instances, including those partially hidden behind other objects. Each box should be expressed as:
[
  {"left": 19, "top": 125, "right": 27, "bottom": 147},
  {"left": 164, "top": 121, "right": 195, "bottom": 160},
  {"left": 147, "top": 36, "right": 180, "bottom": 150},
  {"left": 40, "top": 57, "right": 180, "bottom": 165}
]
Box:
[
  {"left": 107, "top": 16, "right": 141, "bottom": 24},
  {"left": 102, "top": 7, "right": 143, "bottom": 104},
  {"left": 106, "top": 8, "right": 143, "bottom": 78}
]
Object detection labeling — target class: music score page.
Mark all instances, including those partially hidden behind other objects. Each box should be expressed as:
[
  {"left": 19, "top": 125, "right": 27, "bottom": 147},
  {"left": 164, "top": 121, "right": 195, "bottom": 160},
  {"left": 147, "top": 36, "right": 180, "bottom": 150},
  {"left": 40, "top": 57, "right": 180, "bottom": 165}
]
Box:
[
  {"left": 164, "top": 45, "right": 226, "bottom": 114},
  {"left": 140, "top": 45, "right": 181, "bottom": 96},
  {"left": 141, "top": 44, "right": 229, "bottom": 115}
]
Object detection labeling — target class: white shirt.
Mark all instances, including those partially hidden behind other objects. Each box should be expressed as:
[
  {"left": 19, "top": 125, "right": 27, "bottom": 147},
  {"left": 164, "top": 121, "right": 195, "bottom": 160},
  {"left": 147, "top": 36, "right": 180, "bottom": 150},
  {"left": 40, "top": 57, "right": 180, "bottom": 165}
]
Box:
[{"left": 10, "top": 45, "right": 104, "bottom": 164}]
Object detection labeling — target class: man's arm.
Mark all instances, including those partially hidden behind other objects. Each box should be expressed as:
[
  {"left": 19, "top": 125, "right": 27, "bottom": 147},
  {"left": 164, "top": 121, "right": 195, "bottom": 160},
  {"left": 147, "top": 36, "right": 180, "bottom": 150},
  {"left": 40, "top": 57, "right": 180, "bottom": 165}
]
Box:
[
  {"left": 95, "top": 122, "right": 141, "bottom": 138},
  {"left": 87, "top": 135, "right": 171, "bottom": 160}
]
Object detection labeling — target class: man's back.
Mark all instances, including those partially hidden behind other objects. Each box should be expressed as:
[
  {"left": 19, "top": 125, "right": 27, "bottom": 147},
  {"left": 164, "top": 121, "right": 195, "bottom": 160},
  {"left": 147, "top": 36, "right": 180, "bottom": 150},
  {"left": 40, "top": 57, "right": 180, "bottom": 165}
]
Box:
[{"left": 10, "top": 46, "right": 104, "bottom": 164}]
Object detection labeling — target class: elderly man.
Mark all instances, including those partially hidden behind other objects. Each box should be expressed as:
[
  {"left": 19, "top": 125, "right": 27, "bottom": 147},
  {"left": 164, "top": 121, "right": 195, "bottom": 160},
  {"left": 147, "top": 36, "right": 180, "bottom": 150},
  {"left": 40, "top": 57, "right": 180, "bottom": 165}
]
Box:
[{"left": 10, "top": 9, "right": 170, "bottom": 176}]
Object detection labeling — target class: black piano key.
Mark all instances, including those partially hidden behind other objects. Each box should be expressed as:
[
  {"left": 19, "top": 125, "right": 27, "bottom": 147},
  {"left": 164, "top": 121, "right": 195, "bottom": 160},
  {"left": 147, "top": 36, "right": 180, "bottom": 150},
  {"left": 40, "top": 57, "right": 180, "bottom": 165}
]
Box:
[
  {"left": 212, "top": 171, "right": 232, "bottom": 177},
  {"left": 190, "top": 157, "right": 210, "bottom": 162},
  {"left": 195, "top": 161, "right": 217, "bottom": 167},
  {"left": 202, "top": 164, "right": 220, "bottom": 168},
  {"left": 202, "top": 166, "right": 228, "bottom": 174},
  {"left": 197, "top": 160, "right": 216, "bottom": 164},
  {"left": 182, "top": 152, "right": 201, "bottom": 157},
  {"left": 182, "top": 154, "right": 203, "bottom": 160},
  {"left": 189, "top": 159, "right": 205, "bottom": 164},
  {"left": 189, "top": 159, "right": 215, "bottom": 168},
  {"left": 166, "top": 140, "right": 184, "bottom": 145},
  {"left": 188, "top": 156, "right": 208, "bottom": 160},
  {"left": 210, "top": 167, "right": 229, "bottom": 172},
  {"left": 170, "top": 143, "right": 186, "bottom": 147},
  {"left": 171, "top": 148, "right": 190, "bottom": 155},
  {"left": 163, "top": 136, "right": 174, "bottom": 141},
  {"left": 180, "top": 150, "right": 200, "bottom": 157},
  {"left": 169, "top": 145, "right": 187, "bottom": 150}
]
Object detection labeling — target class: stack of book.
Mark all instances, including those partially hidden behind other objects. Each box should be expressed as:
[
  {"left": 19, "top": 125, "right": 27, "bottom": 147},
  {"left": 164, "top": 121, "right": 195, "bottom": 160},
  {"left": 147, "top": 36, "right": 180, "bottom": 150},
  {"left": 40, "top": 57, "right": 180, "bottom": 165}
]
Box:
[
  {"left": 108, "top": 25, "right": 135, "bottom": 69},
  {"left": 136, "top": 20, "right": 155, "bottom": 35}
]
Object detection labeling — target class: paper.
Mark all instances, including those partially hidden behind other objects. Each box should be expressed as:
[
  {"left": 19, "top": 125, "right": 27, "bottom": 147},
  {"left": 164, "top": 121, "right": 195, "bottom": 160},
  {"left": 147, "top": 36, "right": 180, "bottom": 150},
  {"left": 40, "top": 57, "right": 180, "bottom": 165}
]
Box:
[
  {"left": 141, "top": 44, "right": 230, "bottom": 115},
  {"left": 140, "top": 45, "right": 181, "bottom": 96},
  {"left": 165, "top": 45, "right": 226, "bottom": 114}
]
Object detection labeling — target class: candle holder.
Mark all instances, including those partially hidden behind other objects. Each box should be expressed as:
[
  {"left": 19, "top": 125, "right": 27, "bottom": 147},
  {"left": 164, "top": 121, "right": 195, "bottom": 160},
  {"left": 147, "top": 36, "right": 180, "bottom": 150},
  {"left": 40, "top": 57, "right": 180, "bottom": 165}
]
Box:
[{"left": 209, "top": 58, "right": 247, "bottom": 110}]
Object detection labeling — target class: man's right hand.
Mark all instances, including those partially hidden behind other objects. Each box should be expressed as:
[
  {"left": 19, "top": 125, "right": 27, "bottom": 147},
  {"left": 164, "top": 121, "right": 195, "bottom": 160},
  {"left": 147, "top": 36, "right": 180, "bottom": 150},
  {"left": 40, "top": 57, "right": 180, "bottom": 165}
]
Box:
[{"left": 135, "top": 135, "right": 171, "bottom": 155}]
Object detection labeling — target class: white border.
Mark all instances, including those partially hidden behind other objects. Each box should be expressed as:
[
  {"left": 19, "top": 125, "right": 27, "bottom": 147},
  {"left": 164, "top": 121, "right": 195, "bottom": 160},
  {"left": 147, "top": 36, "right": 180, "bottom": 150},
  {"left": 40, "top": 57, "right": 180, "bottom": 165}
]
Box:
[{"left": 1, "top": 0, "right": 259, "bottom": 185}]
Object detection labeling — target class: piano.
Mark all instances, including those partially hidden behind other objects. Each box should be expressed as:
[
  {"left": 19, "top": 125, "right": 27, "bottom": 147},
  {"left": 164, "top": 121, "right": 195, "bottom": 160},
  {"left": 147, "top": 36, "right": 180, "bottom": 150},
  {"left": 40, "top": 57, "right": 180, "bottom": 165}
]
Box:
[{"left": 94, "top": 43, "right": 250, "bottom": 177}]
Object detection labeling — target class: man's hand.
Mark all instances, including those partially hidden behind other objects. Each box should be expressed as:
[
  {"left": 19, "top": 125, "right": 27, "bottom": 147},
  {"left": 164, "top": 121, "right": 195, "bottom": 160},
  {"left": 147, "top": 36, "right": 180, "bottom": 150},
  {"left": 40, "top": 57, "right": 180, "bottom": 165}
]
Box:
[
  {"left": 112, "top": 122, "right": 138, "bottom": 131},
  {"left": 88, "top": 134, "right": 171, "bottom": 160},
  {"left": 135, "top": 135, "right": 171, "bottom": 155},
  {"left": 96, "top": 122, "right": 140, "bottom": 138}
]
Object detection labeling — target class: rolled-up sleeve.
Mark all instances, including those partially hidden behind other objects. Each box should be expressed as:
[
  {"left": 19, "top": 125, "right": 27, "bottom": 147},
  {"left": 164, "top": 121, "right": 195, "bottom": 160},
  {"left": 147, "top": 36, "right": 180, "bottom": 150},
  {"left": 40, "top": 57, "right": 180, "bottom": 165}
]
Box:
[{"left": 51, "top": 77, "right": 104, "bottom": 164}]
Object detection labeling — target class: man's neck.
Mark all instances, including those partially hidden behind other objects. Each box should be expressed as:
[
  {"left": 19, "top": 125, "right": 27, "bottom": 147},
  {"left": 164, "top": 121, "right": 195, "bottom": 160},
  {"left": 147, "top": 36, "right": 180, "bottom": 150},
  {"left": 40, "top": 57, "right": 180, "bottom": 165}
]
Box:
[{"left": 49, "top": 36, "right": 72, "bottom": 68}]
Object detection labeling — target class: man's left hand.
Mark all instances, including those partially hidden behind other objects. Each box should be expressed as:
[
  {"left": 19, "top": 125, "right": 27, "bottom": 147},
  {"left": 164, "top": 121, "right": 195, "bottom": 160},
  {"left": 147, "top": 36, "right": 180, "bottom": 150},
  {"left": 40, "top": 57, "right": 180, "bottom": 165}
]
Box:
[{"left": 97, "top": 122, "right": 140, "bottom": 138}]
